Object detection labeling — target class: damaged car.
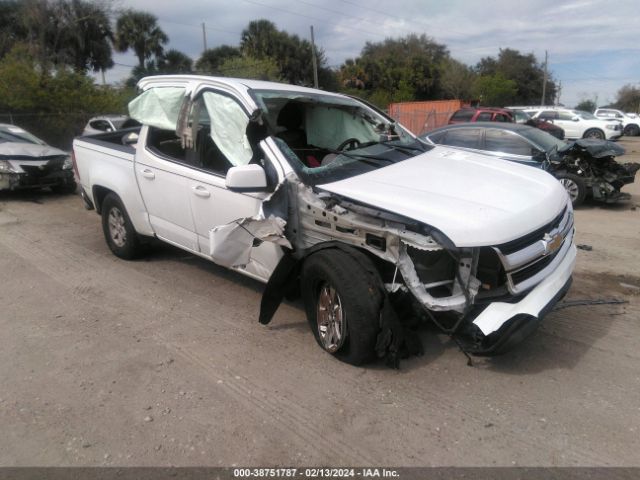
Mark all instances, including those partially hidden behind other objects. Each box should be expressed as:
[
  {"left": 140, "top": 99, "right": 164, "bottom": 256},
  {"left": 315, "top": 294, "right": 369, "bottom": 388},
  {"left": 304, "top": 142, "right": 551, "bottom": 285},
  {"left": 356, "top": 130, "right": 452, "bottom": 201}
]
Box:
[
  {"left": 72, "top": 76, "right": 576, "bottom": 367},
  {"left": 0, "top": 123, "right": 76, "bottom": 193},
  {"left": 422, "top": 123, "right": 639, "bottom": 207}
]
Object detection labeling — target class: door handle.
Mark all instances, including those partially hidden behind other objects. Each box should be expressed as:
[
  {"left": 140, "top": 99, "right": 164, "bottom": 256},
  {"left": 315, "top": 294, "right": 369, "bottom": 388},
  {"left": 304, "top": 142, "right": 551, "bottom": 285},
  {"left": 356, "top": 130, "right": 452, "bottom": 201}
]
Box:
[
  {"left": 192, "top": 185, "right": 211, "bottom": 198},
  {"left": 140, "top": 168, "right": 155, "bottom": 180}
]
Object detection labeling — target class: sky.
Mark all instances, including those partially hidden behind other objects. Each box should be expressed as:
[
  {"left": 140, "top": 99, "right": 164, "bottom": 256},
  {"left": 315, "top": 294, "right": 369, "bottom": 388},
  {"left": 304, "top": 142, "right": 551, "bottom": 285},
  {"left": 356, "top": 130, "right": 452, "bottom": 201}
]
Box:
[{"left": 103, "top": 0, "right": 640, "bottom": 108}]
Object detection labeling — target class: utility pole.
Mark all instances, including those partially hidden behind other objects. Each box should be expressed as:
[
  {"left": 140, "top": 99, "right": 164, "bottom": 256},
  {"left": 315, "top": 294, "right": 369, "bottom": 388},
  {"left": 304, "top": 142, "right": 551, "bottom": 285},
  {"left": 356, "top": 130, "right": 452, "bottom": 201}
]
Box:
[
  {"left": 202, "top": 23, "right": 208, "bottom": 52},
  {"left": 555, "top": 80, "right": 561, "bottom": 106},
  {"left": 310, "top": 25, "right": 319, "bottom": 89},
  {"left": 541, "top": 50, "right": 548, "bottom": 106}
]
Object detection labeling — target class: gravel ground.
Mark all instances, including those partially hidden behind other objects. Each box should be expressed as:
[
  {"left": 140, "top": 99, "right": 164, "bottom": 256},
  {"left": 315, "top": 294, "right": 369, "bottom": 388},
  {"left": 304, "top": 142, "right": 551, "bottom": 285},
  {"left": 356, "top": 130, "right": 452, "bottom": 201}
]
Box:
[{"left": 0, "top": 137, "right": 639, "bottom": 467}]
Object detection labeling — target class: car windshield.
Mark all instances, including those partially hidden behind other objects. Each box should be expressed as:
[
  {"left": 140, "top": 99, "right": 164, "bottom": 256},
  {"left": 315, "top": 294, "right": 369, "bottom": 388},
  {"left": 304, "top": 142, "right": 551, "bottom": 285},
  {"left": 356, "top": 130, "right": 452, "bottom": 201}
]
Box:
[
  {"left": 513, "top": 110, "right": 531, "bottom": 122},
  {"left": 250, "top": 89, "right": 429, "bottom": 185},
  {"left": 519, "top": 126, "right": 567, "bottom": 152},
  {"left": 576, "top": 110, "right": 597, "bottom": 120},
  {"left": 0, "top": 125, "right": 46, "bottom": 145}
]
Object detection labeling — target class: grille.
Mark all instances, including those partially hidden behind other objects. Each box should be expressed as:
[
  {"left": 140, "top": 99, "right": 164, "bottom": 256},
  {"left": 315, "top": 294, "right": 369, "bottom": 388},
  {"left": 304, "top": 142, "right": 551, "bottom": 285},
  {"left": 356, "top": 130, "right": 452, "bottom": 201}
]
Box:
[{"left": 496, "top": 206, "right": 567, "bottom": 255}]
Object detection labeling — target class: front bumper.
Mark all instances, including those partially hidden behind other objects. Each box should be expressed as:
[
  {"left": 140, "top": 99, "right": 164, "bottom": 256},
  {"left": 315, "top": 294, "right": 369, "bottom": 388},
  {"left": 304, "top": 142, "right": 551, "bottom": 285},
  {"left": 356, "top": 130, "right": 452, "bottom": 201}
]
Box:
[
  {"left": 0, "top": 169, "right": 74, "bottom": 191},
  {"left": 464, "top": 242, "right": 577, "bottom": 355}
]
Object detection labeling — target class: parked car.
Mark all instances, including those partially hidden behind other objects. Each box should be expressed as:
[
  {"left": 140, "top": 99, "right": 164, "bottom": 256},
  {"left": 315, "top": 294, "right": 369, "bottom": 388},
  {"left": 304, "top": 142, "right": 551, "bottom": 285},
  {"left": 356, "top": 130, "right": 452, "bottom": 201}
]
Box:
[
  {"left": 509, "top": 109, "right": 565, "bottom": 140},
  {"left": 448, "top": 107, "right": 513, "bottom": 124},
  {"left": 82, "top": 115, "right": 141, "bottom": 136},
  {"left": 508, "top": 106, "right": 622, "bottom": 140},
  {"left": 448, "top": 107, "right": 564, "bottom": 139},
  {"left": 421, "top": 123, "right": 638, "bottom": 206},
  {"left": 594, "top": 108, "right": 640, "bottom": 136},
  {"left": 73, "top": 75, "right": 576, "bottom": 366},
  {"left": 0, "top": 123, "right": 76, "bottom": 193}
]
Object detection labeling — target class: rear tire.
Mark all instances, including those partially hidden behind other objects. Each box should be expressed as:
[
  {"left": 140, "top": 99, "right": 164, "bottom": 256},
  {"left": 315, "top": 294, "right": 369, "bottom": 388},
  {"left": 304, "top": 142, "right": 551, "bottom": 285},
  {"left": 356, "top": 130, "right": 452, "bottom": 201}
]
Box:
[
  {"left": 624, "top": 124, "right": 640, "bottom": 136},
  {"left": 101, "top": 193, "right": 143, "bottom": 259},
  {"left": 583, "top": 128, "right": 605, "bottom": 140},
  {"left": 555, "top": 172, "right": 586, "bottom": 207},
  {"left": 301, "top": 249, "right": 382, "bottom": 365}
]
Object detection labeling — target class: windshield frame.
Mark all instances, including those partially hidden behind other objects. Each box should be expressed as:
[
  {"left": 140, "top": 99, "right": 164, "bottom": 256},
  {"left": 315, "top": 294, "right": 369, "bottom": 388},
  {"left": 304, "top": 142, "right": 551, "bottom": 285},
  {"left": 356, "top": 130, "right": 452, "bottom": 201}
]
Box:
[{"left": 249, "top": 88, "right": 430, "bottom": 186}]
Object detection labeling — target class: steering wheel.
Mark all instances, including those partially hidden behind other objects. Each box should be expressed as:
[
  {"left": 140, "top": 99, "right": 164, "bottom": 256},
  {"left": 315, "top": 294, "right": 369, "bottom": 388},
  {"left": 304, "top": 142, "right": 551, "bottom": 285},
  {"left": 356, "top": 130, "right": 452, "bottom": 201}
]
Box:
[{"left": 336, "top": 138, "right": 361, "bottom": 151}]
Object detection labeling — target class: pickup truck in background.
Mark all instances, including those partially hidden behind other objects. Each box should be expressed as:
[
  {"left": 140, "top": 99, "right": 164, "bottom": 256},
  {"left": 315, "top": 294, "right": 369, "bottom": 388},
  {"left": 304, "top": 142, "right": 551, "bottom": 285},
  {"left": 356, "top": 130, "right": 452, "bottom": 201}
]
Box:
[{"left": 73, "top": 75, "right": 576, "bottom": 367}]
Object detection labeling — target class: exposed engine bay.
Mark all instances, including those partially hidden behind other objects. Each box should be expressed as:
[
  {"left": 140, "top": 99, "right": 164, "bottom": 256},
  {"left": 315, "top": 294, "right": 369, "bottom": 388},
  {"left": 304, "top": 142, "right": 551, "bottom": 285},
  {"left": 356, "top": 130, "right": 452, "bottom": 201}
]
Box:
[{"left": 549, "top": 139, "right": 640, "bottom": 203}]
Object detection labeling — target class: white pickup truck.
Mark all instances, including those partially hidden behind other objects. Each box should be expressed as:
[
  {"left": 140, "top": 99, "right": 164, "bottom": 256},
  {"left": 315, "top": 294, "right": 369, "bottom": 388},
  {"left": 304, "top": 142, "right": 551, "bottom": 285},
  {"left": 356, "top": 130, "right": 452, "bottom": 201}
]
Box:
[{"left": 73, "top": 75, "right": 576, "bottom": 366}]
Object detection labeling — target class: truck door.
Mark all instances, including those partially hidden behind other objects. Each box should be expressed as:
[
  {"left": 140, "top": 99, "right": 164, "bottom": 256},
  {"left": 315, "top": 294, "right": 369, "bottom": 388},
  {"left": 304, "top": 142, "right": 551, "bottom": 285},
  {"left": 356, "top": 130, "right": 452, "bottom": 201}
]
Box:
[
  {"left": 182, "top": 90, "right": 284, "bottom": 281},
  {"left": 133, "top": 86, "right": 199, "bottom": 252}
]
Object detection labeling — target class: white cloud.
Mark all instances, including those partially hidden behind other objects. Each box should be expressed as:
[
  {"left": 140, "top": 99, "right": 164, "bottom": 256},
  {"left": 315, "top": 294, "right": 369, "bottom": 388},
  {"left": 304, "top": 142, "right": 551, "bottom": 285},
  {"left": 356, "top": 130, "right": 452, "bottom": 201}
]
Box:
[{"left": 102, "top": 0, "right": 640, "bottom": 107}]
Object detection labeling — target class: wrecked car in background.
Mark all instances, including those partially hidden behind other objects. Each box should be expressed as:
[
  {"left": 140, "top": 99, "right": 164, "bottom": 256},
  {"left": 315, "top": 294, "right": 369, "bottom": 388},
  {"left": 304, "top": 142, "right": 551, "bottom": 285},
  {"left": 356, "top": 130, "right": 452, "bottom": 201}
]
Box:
[
  {"left": 0, "top": 123, "right": 76, "bottom": 193},
  {"left": 72, "top": 76, "right": 576, "bottom": 367},
  {"left": 422, "top": 123, "right": 639, "bottom": 206}
]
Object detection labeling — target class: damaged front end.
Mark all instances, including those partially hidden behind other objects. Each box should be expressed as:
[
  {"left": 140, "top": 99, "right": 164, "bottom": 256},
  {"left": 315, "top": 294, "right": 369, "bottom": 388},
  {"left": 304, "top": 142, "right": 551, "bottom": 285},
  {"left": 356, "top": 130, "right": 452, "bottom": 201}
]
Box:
[
  {"left": 241, "top": 171, "right": 576, "bottom": 365},
  {"left": 551, "top": 139, "right": 640, "bottom": 203}
]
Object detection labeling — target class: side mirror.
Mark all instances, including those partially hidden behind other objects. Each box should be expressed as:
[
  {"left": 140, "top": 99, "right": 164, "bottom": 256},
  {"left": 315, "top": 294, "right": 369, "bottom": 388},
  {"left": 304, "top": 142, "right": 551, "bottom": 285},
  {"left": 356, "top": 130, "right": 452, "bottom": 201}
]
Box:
[
  {"left": 572, "top": 117, "right": 580, "bottom": 122},
  {"left": 122, "top": 132, "right": 139, "bottom": 145},
  {"left": 225, "top": 164, "right": 267, "bottom": 192}
]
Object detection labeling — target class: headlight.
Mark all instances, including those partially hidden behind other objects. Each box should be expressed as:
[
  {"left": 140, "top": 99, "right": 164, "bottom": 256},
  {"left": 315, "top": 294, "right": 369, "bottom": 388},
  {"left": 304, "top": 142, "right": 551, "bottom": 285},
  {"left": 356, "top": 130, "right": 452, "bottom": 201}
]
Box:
[
  {"left": 62, "top": 156, "right": 73, "bottom": 169},
  {"left": 605, "top": 124, "right": 618, "bottom": 130},
  {"left": 0, "top": 160, "right": 15, "bottom": 173}
]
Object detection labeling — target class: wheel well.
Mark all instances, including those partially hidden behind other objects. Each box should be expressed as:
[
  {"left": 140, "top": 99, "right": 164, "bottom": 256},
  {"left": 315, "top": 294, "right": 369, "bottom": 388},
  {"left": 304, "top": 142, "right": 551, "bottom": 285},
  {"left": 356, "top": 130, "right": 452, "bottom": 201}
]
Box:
[
  {"left": 92, "top": 185, "right": 113, "bottom": 214},
  {"left": 303, "top": 242, "right": 393, "bottom": 283},
  {"left": 583, "top": 128, "right": 604, "bottom": 137}
]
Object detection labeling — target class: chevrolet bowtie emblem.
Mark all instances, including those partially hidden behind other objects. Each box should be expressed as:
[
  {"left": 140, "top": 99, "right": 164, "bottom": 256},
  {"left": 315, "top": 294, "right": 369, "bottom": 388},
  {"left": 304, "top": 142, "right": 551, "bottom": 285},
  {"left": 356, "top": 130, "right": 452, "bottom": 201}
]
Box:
[{"left": 543, "top": 233, "right": 563, "bottom": 255}]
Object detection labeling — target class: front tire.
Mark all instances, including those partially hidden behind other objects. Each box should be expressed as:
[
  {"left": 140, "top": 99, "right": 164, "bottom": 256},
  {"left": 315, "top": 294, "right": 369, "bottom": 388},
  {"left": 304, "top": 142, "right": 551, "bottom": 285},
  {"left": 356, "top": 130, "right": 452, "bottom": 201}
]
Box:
[
  {"left": 101, "top": 193, "right": 143, "bottom": 259},
  {"left": 583, "top": 128, "right": 605, "bottom": 140},
  {"left": 301, "top": 249, "right": 382, "bottom": 365},
  {"left": 556, "top": 172, "right": 586, "bottom": 207}
]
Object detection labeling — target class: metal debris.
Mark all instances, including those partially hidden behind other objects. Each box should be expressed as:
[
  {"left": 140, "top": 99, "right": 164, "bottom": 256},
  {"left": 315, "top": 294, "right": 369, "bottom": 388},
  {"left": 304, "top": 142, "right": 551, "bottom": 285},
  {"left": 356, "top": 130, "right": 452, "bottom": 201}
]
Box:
[{"left": 553, "top": 298, "right": 627, "bottom": 311}]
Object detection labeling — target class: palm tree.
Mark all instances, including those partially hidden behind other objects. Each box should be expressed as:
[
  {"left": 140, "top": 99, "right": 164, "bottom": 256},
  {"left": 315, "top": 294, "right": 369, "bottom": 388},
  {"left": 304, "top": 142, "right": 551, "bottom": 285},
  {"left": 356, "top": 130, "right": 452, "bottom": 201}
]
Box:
[{"left": 115, "top": 9, "right": 168, "bottom": 68}]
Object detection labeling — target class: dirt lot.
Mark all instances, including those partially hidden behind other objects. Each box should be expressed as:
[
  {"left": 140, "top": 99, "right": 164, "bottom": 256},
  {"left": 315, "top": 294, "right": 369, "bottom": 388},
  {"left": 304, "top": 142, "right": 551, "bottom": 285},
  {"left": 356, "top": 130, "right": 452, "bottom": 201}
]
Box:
[{"left": 1, "top": 138, "right": 639, "bottom": 468}]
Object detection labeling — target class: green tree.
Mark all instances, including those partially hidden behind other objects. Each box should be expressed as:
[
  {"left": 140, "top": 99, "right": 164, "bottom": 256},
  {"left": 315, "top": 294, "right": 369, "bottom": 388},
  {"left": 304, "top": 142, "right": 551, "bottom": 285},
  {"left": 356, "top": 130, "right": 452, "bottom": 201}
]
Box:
[
  {"left": 613, "top": 84, "right": 640, "bottom": 112},
  {"left": 195, "top": 45, "right": 240, "bottom": 74},
  {"left": 440, "top": 59, "right": 476, "bottom": 100},
  {"left": 6, "top": 0, "right": 114, "bottom": 74},
  {"left": 157, "top": 49, "right": 193, "bottom": 74},
  {"left": 476, "top": 48, "right": 556, "bottom": 105},
  {"left": 217, "top": 55, "right": 282, "bottom": 81},
  {"left": 0, "top": 45, "right": 131, "bottom": 148},
  {"left": 240, "top": 19, "right": 333, "bottom": 87},
  {"left": 0, "top": 0, "right": 26, "bottom": 58},
  {"left": 338, "top": 34, "right": 450, "bottom": 107},
  {"left": 472, "top": 73, "right": 518, "bottom": 106},
  {"left": 575, "top": 99, "right": 596, "bottom": 113},
  {"left": 115, "top": 9, "right": 168, "bottom": 68},
  {"left": 55, "top": 0, "right": 114, "bottom": 72}
]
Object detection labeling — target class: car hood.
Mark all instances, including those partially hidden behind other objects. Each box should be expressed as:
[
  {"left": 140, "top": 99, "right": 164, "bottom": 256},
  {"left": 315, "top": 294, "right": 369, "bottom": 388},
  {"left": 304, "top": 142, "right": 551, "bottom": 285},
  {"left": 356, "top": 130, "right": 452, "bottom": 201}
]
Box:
[
  {"left": 0, "top": 142, "right": 67, "bottom": 160},
  {"left": 318, "top": 146, "right": 568, "bottom": 247}
]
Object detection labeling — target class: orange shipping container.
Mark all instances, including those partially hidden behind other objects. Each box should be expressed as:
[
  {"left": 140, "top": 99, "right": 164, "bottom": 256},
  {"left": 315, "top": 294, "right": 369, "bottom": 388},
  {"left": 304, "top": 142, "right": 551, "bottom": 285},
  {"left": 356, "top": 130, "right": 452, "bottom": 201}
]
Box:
[{"left": 388, "top": 100, "right": 468, "bottom": 135}]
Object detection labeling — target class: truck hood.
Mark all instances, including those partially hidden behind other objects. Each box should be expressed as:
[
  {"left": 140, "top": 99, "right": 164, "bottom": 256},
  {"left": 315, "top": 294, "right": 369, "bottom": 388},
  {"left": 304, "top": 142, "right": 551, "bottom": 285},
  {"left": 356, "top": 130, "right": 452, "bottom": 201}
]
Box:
[{"left": 318, "top": 146, "right": 568, "bottom": 247}]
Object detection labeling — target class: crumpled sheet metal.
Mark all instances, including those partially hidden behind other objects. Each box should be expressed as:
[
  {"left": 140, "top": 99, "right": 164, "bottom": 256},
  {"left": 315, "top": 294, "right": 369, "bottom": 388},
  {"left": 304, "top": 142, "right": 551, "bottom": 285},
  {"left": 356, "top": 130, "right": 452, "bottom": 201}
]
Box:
[
  {"left": 209, "top": 215, "right": 291, "bottom": 268},
  {"left": 559, "top": 139, "right": 626, "bottom": 159}
]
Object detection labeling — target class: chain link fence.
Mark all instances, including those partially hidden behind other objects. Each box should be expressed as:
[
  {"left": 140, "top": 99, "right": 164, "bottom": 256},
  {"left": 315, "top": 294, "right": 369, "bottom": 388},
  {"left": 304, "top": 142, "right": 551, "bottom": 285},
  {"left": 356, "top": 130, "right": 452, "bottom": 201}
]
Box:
[{"left": 0, "top": 112, "right": 98, "bottom": 150}]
